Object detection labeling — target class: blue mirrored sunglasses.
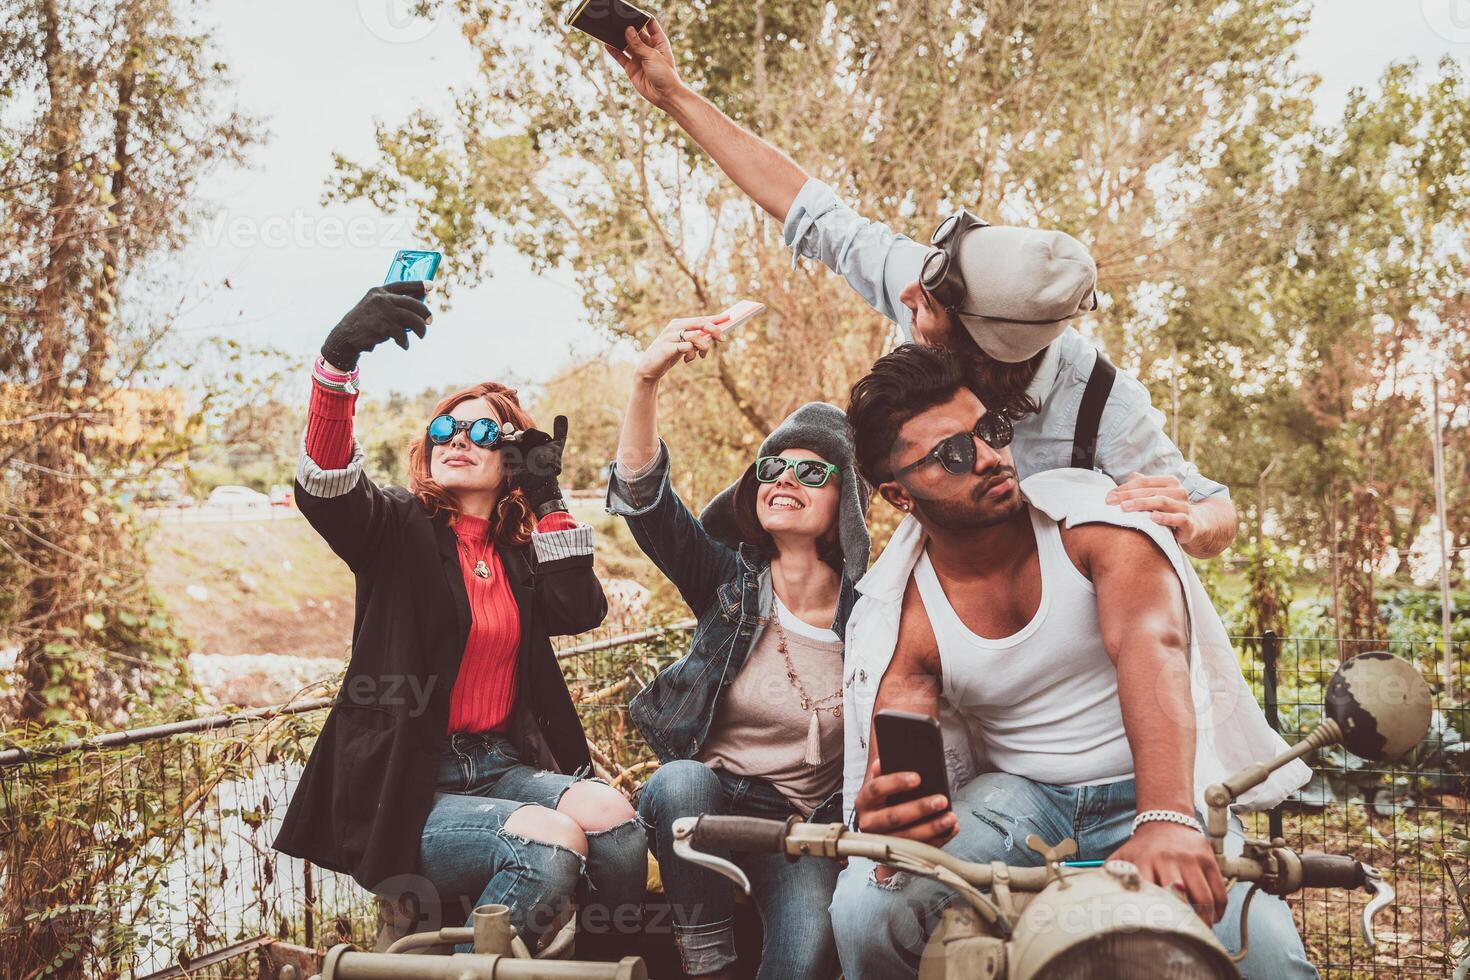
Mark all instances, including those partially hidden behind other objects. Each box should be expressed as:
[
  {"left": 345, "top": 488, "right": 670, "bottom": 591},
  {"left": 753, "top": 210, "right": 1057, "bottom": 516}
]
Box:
[{"left": 427, "top": 414, "right": 502, "bottom": 448}]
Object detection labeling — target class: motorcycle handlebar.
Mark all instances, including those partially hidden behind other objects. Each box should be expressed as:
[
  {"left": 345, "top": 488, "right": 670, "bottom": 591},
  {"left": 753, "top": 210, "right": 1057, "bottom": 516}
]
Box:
[
  {"left": 682, "top": 816, "right": 1370, "bottom": 899},
  {"left": 688, "top": 815, "right": 795, "bottom": 855},
  {"left": 1297, "top": 852, "right": 1368, "bottom": 890}
]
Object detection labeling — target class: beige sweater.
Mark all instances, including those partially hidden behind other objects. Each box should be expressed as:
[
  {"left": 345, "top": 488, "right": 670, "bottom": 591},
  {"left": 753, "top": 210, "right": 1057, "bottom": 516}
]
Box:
[{"left": 698, "top": 599, "right": 845, "bottom": 815}]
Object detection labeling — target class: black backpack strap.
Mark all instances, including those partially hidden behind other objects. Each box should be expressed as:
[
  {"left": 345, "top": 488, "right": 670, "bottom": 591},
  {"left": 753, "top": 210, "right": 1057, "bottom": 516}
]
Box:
[{"left": 1071, "top": 352, "right": 1117, "bottom": 471}]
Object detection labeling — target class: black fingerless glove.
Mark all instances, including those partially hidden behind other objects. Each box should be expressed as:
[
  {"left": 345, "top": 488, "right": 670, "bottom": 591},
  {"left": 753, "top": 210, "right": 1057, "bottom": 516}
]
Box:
[
  {"left": 504, "top": 415, "right": 569, "bottom": 518},
  {"left": 320, "top": 280, "right": 432, "bottom": 371}
]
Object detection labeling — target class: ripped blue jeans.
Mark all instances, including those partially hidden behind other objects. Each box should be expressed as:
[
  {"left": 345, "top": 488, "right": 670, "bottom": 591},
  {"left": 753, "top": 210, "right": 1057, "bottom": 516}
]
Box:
[
  {"left": 417, "top": 732, "right": 647, "bottom": 953},
  {"left": 830, "top": 772, "right": 1317, "bottom": 980}
]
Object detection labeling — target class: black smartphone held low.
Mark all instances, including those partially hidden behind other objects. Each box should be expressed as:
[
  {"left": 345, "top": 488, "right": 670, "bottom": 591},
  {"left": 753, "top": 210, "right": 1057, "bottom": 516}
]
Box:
[
  {"left": 565, "top": 0, "right": 652, "bottom": 49},
  {"left": 874, "top": 709, "right": 952, "bottom": 811}
]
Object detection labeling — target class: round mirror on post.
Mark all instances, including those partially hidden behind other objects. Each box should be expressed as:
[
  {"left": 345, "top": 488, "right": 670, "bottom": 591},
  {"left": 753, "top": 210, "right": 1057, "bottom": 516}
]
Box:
[{"left": 1325, "top": 651, "right": 1433, "bottom": 762}]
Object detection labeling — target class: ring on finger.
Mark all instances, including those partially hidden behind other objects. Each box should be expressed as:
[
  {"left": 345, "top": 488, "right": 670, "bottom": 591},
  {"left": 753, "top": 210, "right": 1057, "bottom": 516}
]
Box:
[{"left": 676, "top": 328, "right": 687, "bottom": 342}]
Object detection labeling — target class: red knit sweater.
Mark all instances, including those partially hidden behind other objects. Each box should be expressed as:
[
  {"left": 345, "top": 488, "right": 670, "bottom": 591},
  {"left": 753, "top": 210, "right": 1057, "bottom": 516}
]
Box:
[{"left": 304, "top": 366, "right": 576, "bottom": 734}]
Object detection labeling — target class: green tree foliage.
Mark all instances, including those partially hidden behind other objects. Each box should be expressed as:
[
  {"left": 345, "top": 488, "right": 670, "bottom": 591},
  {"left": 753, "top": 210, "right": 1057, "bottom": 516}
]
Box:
[
  {"left": 332, "top": 3, "right": 1468, "bottom": 641},
  {"left": 1, "top": 1, "right": 259, "bottom": 971},
  {"left": 1161, "top": 59, "right": 1470, "bottom": 640},
  {"left": 178, "top": 338, "right": 301, "bottom": 495},
  {"left": 529, "top": 356, "right": 633, "bottom": 491},
  {"left": 1242, "top": 538, "right": 1297, "bottom": 639},
  {"left": 1, "top": 0, "right": 260, "bottom": 724},
  {"left": 328, "top": 0, "right": 1313, "bottom": 505}
]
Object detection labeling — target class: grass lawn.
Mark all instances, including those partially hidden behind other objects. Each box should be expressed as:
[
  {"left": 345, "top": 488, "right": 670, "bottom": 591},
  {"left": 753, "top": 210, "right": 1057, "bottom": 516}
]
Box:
[{"left": 147, "top": 515, "right": 356, "bottom": 660}]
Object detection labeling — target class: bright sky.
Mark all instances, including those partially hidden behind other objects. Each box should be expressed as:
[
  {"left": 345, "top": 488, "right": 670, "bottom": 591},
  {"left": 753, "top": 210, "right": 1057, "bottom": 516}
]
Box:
[{"left": 163, "top": 0, "right": 1470, "bottom": 397}]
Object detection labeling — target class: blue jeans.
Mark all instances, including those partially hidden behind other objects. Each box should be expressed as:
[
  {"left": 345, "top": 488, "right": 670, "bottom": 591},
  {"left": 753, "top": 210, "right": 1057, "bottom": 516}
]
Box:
[
  {"left": 829, "top": 772, "right": 1317, "bottom": 980},
  {"left": 417, "top": 732, "right": 647, "bottom": 953},
  {"left": 639, "top": 760, "right": 840, "bottom": 978}
]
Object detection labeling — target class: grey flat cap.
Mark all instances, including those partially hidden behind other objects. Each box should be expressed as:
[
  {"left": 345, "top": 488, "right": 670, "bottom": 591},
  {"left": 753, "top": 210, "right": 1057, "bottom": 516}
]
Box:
[{"left": 951, "top": 225, "right": 1097, "bottom": 363}]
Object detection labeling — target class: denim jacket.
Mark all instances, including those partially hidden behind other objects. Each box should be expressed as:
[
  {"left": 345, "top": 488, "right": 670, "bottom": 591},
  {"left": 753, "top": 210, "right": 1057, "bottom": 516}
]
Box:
[{"left": 605, "top": 441, "right": 857, "bottom": 818}]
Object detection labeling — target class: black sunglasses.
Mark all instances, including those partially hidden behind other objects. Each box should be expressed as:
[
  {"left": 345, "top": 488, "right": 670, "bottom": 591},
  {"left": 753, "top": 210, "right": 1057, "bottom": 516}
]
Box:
[
  {"left": 894, "top": 412, "right": 1016, "bottom": 479},
  {"left": 919, "top": 210, "right": 990, "bottom": 315},
  {"left": 427, "top": 414, "right": 510, "bottom": 449},
  {"left": 755, "top": 455, "right": 840, "bottom": 489}
]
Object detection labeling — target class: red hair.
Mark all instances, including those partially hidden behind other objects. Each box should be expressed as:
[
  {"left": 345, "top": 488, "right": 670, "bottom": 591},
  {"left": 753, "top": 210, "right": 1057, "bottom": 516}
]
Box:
[{"left": 408, "top": 382, "right": 537, "bottom": 548}]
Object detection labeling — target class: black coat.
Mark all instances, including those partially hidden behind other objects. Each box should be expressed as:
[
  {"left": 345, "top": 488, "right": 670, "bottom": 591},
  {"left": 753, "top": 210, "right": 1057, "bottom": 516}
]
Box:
[{"left": 273, "top": 471, "right": 605, "bottom": 892}]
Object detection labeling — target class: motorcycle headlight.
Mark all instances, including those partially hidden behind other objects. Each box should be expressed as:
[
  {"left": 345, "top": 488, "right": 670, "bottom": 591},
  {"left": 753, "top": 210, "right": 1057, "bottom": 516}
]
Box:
[
  {"left": 1040, "top": 932, "right": 1232, "bottom": 979},
  {"left": 1008, "top": 861, "right": 1237, "bottom": 980}
]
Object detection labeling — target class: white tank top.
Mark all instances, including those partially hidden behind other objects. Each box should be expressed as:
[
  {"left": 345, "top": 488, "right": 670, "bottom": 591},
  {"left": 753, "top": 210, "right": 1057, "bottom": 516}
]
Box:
[{"left": 912, "top": 506, "right": 1135, "bottom": 787}]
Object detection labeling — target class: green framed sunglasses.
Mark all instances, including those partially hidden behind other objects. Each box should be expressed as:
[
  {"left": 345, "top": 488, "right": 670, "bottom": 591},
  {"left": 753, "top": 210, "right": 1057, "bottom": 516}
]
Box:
[{"left": 755, "top": 455, "right": 840, "bottom": 489}]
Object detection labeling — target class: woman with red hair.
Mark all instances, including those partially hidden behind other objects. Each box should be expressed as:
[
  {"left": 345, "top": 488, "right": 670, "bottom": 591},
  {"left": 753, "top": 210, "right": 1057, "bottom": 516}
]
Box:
[{"left": 273, "top": 280, "right": 647, "bottom": 958}]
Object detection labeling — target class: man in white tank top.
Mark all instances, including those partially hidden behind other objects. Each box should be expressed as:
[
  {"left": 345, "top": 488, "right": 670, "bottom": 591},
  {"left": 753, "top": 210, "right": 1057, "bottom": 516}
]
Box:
[{"left": 828, "top": 345, "right": 1315, "bottom": 979}]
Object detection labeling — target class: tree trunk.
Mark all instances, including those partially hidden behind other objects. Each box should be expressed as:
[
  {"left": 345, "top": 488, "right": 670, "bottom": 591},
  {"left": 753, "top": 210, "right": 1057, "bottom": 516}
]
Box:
[
  {"left": 1342, "top": 485, "right": 1388, "bottom": 653},
  {"left": 16, "top": 0, "right": 89, "bottom": 725}
]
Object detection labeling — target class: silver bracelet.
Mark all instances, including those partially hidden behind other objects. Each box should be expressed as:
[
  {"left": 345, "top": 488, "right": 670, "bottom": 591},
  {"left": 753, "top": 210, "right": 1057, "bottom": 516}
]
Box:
[{"left": 1131, "top": 809, "right": 1204, "bottom": 835}]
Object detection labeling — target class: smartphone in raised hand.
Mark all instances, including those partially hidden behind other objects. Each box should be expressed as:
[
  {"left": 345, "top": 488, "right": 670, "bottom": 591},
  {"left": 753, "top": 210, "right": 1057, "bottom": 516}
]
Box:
[
  {"left": 384, "top": 249, "right": 441, "bottom": 285},
  {"left": 565, "top": 0, "right": 652, "bottom": 49},
  {"left": 708, "top": 300, "right": 765, "bottom": 337}
]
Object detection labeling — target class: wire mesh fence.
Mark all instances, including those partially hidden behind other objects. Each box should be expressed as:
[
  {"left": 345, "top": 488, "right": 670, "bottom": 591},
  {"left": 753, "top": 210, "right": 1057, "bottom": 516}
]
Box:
[
  {"left": 0, "top": 699, "right": 363, "bottom": 978},
  {"left": 1235, "top": 634, "right": 1468, "bottom": 978},
  {"left": 1, "top": 627, "right": 1465, "bottom": 978}
]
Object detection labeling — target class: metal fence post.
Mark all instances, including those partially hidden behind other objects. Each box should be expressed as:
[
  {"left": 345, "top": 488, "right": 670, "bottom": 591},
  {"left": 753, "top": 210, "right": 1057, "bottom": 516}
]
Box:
[
  {"left": 303, "top": 860, "right": 315, "bottom": 950},
  {"left": 1262, "top": 630, "right": 1285, "bottom": 840}
]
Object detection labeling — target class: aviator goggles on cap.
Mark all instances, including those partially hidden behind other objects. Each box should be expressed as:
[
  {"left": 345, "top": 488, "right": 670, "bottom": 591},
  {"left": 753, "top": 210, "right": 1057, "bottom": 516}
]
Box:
[
  {"left": 755, "top": 455, "right": 840, "bottom": 489},
  {"left": 894, "top": 411, "right": 1017, "bottom": 479},
  {"left": 919, "top": 209, "right": 990, "bottom": 315},
  {"left": 426, "top": 414, "right": 513, "bottom": 449}
]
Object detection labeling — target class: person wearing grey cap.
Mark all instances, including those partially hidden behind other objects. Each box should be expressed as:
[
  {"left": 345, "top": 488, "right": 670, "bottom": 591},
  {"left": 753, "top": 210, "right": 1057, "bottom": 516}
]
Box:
[
  {"left": 606, "top": 317, "right": 869, "bottom": 979},
  {"left": 606, "top": 19, "right": 1239, "bottom": 560}
]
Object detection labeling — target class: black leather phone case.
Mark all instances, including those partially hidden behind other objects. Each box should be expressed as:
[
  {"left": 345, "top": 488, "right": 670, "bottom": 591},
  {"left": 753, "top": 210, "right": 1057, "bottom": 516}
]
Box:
[{"left": 566, "top": 0, "right": 652, "bottom": 48}]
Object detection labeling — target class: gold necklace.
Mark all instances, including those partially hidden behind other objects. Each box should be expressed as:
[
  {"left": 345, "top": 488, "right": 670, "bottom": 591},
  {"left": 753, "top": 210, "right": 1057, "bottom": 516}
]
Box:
[
  {"left": 768, "top": 612, "right": 842, "bottom": 767},
  {"left": 456, "top": 532, "right": 493, "bottom": 579}
]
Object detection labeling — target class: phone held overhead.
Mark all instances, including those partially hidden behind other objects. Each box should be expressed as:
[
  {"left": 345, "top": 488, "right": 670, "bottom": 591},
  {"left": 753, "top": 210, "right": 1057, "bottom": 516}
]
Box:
[
  {"left": 384, "top": 249, "right": 441, "bottom": 285},
  {"left": 708, "top": 300, "right": 765, "bottom": 337},
  {"left": 565, "top": 0, "right": 652, "bottom": 49}
]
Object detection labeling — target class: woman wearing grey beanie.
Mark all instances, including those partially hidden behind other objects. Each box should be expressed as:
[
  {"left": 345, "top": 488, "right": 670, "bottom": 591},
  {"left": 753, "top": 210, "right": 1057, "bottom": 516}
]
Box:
[{"left": 606, "top": 317, "right": 868, "bottom": 980}]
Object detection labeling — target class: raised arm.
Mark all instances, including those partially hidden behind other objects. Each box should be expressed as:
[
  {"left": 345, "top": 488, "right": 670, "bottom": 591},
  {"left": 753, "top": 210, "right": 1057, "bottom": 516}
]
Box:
[
  {"left": 1071, "top": 523, "right": 1228, "bottom": 922},
  {"left": 607, "top": 19, "right": 928, "bottom": 334},
  {"left": 493, "top": 413, "right": 607, "bottom": 635},
  {"left": 605, "top": 19, "right": 807, "bottom": 223},
  {"left": 615, "top": 316, "right": 720, "bottom": 473},
  {"left": 296, "top": 282, "right": 433, "bottom": 573},
  {"left": 608, "top": 318, "right": 742, "bottom": 615}
]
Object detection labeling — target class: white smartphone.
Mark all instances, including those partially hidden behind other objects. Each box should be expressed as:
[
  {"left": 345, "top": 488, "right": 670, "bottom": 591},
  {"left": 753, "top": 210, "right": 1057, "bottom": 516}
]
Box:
[{"left": 708, "top": 300, "right": 765, "bottom": 336}]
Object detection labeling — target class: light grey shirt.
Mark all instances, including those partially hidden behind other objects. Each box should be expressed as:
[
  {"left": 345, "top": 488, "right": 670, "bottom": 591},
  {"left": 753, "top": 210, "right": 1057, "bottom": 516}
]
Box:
[
  {"left": 781, "top": 178, "right": 1228, "bottom": 501},
  {"left": 697, "top": 598, "right": 845, "bottom": 815}
]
